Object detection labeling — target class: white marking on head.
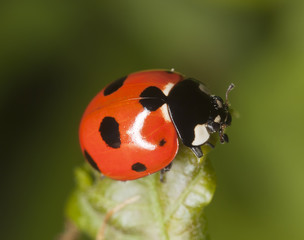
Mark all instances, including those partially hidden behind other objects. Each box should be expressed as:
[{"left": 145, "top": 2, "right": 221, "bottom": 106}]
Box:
[
  {"left": 216, "top": 99, "right": 223, "bottom": 108},
  {"left": 214, "top": 115, "right": 221, "bottom": 123},
  {"left": 160, "top": 104, "right": 171, "bottom": 122},
  {"left": 170, "top": 68, "right": 175, "bottom": 72},
  {"left": 192, "top": 124, "right": 210, "bottom": 146},
  {"left": 199, "top": 84, "right": 210, "bottom": 94},
  {"left": 127, "top": 109, "right": 157, "bottom": 150},
  {"left": 163, "top": 82, "right": 175, "bottom": 96}
]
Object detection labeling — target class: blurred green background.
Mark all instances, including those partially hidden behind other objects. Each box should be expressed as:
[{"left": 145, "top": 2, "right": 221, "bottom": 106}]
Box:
[{"left": 1, "top": 0, "right": 304, "bottom": 239}]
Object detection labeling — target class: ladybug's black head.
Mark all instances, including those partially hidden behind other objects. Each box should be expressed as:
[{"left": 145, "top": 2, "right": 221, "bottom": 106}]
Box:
[
  {"left": 167, "top": 79, "right": 234, "bottom": 158},
  {"left": 207, "top": 83, "right": 234, "bottom": 144}
]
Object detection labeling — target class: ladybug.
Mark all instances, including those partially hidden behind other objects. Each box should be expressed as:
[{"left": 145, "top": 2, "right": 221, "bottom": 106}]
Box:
[{"left": 79, "top": 70, "right": 234, "bottom": 180}]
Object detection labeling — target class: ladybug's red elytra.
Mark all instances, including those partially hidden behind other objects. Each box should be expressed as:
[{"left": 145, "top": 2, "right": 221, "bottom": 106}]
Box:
[{"left": 79, "top": 70, "right": 234, "bottom": 180}]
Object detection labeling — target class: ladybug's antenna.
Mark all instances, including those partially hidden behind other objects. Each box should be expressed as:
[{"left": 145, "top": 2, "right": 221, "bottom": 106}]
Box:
[
  {"left": 219, "top": 83, "right": 234, "bottom": 144},
  {"left": 225, "top": 83, "right": 235, "bottom": 106}
]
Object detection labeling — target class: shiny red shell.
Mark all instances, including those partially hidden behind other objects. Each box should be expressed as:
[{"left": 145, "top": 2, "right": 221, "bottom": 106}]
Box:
[{"left": 79, "top": 70, "right": 184, "bottom": 180}]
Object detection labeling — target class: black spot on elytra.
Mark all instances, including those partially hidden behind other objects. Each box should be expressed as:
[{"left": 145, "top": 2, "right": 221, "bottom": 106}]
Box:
[
  {"left": 139, "top": 86, "right": 167, "bottom": 111},
  {"left": 99, "top": 117, "right": 121, "bottom": 148},
  {"left": 104, "top": 76, "right": 127, "bottom": 96},
  {"left": 84, "top": 150, "right": 100, "bottom": 172},
  {"left": 159, "top": 138, "right": 166, "bottom": 146},
  {"left": 131, "top": 162, "right": 147, "bottom": 172}
]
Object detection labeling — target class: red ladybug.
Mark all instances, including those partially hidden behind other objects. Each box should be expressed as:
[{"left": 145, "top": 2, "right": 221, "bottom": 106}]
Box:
[{"left": 79, "top": 70, "right": 234, "bottom": 180}]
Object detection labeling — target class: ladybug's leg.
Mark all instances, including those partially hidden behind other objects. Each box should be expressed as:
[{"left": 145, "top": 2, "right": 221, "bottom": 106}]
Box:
[
  {"left": 160, "top": 162, "right": 173, "bottom": 182},
  {"left": 190, "top": 146, "right": 203, "bottom": 158},
  {"left": 204, "top": 142, "right": 215, "bottom": 149}
]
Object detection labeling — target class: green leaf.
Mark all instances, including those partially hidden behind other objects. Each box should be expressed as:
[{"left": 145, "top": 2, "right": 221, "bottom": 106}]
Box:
[{"left": 66, "top": 141, "right": 216, "bottom": 240}]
